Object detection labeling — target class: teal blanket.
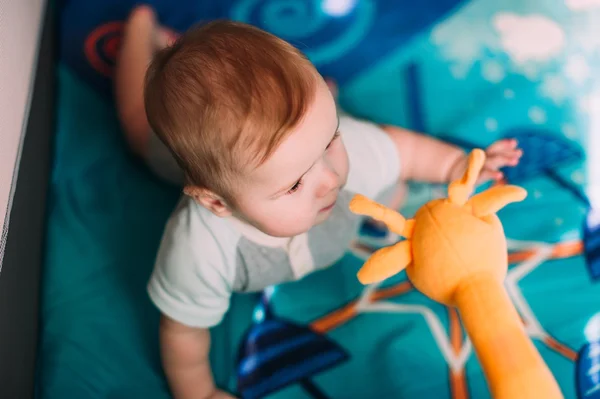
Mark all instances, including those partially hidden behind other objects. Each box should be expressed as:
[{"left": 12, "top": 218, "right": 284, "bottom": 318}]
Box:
[{"left": 40, "top": 0, "right": 600, "bottom": 398}]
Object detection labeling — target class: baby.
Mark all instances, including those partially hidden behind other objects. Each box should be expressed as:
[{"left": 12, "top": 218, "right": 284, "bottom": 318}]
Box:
[{"left": 116, "top": 6, "right": 521, "bottom": 399}]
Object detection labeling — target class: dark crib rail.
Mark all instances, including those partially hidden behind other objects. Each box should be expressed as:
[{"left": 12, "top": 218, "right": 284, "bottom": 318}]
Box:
[{"left": 0, "top": 3, "right": 56, "bottom": 398}]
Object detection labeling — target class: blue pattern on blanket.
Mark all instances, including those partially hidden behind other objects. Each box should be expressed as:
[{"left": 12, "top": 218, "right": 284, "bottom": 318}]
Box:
[
  {"left": 40, "top": 0, "right": 600, "bottom": 398},
  {"left": 59, "top": 0, "right": 464, "bottom": 96}
]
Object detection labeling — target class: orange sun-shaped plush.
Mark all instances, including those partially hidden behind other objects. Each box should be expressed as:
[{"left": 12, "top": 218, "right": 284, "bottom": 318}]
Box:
[{"left": 350, "top": 149, "right": 563, "bottom": 399}]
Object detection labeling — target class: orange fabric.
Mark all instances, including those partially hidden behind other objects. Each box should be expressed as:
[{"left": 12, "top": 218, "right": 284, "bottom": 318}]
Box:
[
  {"left": 310, "top": 281, "right": 413, "bottom": 333},
  {"left": 449, "top": 308, "right": 469, "bottom": 399},
  {"left": 349, "top": 149, "right": 563, "bottom": 399}
]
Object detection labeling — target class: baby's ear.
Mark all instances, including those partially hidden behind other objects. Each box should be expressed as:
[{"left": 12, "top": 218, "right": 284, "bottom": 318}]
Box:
[{"left": 184, "top": 186, "right": 232, "bottom": 217}]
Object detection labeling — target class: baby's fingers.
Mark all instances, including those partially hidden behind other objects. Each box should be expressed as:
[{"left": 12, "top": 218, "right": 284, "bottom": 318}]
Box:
[
  {"left": 484, "top": 154, "right": 519, "bottom": 172},
  {"left": 478, "top": 168, "right": 503, "bottom": 184},
  {"left": 487, "top": 138, "right": 518, "bottom": 154}
]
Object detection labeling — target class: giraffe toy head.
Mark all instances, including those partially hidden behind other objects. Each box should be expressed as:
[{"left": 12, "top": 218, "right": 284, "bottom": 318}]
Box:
[{"left": 350, "top": 149, "right": 528, "bottom": 305}]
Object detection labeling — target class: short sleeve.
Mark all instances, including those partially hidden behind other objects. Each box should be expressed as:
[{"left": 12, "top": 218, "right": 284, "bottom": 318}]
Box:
[
  {"left": 147, "top": 200, "right": 237, "bottom": 328},
  {"left": 340, "top": 115, "right": 401, "bottom": 199}
]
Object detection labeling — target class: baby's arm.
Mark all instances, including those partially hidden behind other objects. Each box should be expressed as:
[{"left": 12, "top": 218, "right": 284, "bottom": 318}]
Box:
[
  {"left": 160, "top": 316, "right": 235, "bottom": 399},
  {"left": 325, "top": 79, "right": 520, "bottom": 185},
  {"left": 382, "top": 125, "right": 463, "bottom": 183},
  {"left": 149, "top": 201, "right": 237, "bottom": 398},
  {"left": 383, "top": 125, "right": 521, "bottom": 184}
]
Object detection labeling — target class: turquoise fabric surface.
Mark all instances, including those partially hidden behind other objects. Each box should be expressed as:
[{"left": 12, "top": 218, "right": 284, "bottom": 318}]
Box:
[{"left": 40, "top": 1, "right": 600, "bottom": 398}]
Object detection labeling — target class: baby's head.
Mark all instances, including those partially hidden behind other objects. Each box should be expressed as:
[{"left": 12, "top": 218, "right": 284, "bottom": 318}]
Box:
[{"left": 145, "top": 21, "right": 348, "bottom": 237}]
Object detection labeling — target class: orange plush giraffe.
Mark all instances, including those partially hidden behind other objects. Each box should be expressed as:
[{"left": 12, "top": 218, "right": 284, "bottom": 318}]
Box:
[{"left": 350, "top": 149, "right": 563, "bottom": 399}]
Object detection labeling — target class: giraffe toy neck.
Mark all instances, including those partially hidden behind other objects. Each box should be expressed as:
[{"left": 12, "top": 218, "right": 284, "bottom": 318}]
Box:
[{"left": 454, "top": 274, "right": 563, "bottom": 399}]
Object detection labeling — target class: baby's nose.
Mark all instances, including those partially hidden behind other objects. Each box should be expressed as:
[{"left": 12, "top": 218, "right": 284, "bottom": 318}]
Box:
[{"left": 316, "top": 165, "right": 339, "bottom": 198}]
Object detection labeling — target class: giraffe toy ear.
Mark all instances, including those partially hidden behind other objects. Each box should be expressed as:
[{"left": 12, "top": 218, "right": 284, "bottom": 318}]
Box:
[
  {"left": 349, "top": 194, "right": 413, "bottom": 238},
  {"left": 469, "top": 185, "right": 528, "bottom": 218},
  {"left": 357, "top": 241, "right": 413, "bottom": 284},
  {"left": 448, "top": 149, "right": 486, "bottom": 206}
]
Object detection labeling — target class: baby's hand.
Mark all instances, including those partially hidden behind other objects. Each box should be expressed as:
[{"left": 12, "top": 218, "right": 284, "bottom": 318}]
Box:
[
  {"left": 450, "top": 139, "right": 522, "bottom": 184},
  {"left": 479, "top": 139, "right": 522, "bottom": 183}
]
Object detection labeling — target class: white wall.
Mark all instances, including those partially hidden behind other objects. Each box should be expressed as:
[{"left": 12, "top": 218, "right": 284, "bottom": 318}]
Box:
[{"left": 0, "top": 0, "right": 46, "bottom": 263}]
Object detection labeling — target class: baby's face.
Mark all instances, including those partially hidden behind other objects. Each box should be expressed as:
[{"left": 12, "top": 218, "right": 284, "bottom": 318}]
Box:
[{"left": 232, "top": 79, "right": 348, "bottom": 237}]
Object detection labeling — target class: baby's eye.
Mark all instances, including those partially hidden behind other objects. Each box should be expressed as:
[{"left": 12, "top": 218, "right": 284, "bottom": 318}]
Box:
[
  {"left": 326, "top": 131, "right": 341, "bottom": 150},
  {"left": 286, "top": 179, "right": 303, "bottom": 195}
]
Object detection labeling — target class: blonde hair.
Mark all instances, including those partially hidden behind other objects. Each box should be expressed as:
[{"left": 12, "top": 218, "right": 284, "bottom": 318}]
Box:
[{"left": 144, "top": 20, "right": 318, "bottom": 200}]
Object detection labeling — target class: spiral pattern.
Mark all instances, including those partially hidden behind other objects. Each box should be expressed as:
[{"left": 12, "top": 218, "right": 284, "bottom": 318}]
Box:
[
  {"left": 84, "top": 22, "right": 124, "bottom": 77},
  {"left": 231, "top": 0, "right": 375, "bottom": 65},
  {"left": 263, "top": 0, "right": 327, "bottom": 38}
]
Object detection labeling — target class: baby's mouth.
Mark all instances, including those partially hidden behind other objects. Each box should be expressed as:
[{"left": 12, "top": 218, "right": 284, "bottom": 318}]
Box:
[{"left": 319, "top": 199, "right": 337, "bottom": 213}]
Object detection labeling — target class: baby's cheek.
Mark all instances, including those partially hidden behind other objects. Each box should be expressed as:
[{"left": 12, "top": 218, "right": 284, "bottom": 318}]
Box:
[
  {"left": 299, "top": 200, "right": 321, "bottom": 227},
  {"left": 336, "top": 144, "right": 350, "bottom": 182},
  {"left": 297, "top": 200, "right": 318, "bottom": 222},
  {"left": 276, "top": 199, "right": 312, "bottom": 227}
]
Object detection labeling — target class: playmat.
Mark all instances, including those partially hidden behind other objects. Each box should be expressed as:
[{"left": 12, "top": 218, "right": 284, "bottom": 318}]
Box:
[{"left": 39, "top": 0, "right": 600, "bottom": 398}]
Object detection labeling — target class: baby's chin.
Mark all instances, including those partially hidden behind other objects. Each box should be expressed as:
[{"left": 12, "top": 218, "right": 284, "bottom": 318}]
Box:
[
  {"left": 314, "top": 209, "right": 334, "bottom": 226},
  {"left": 263, "top": 224, "right": 314, "bottom": 238}
]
